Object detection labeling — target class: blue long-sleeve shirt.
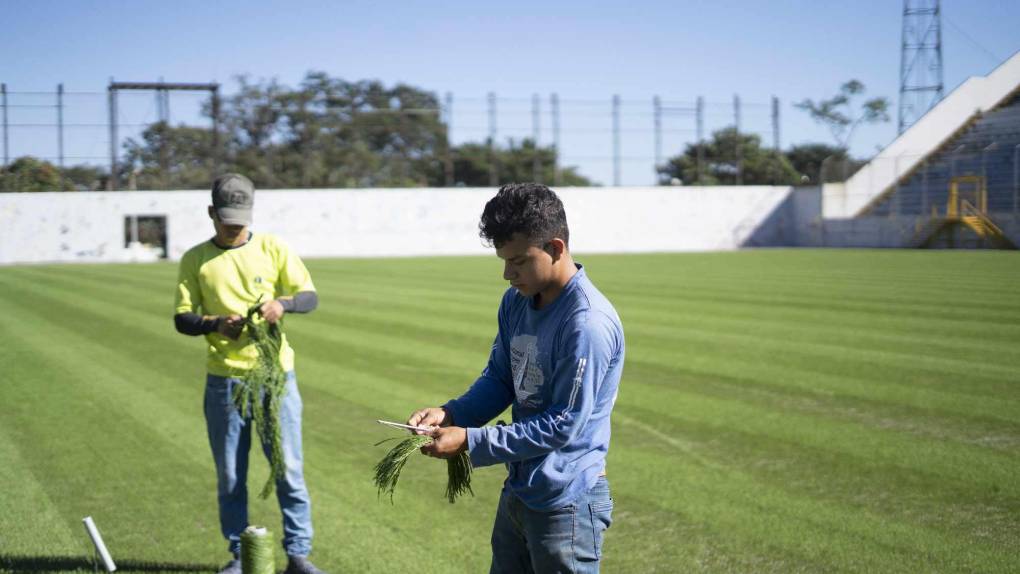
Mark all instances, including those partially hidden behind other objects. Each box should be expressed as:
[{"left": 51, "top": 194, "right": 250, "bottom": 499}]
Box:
[{"left": 444, "top": 265, "right": 625, "bottom": 511}]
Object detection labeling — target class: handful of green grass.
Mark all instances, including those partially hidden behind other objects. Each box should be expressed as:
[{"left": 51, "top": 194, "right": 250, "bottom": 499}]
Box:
[
  {"left": 232, "top": 298, "right": 287, "bottom": 499},
  {"left": 373, "top": 435, "right": 473, "bottom": 504}
]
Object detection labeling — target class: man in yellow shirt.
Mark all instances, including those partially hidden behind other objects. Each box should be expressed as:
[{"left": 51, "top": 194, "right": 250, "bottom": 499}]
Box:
[{"left": 174, "top": 174, "right": 324, "bottom": 574}]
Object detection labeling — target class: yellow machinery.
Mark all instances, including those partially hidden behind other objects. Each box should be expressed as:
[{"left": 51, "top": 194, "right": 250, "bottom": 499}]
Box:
[{"left": 911, "top": 176, "right": 1016, "bottom": 249}]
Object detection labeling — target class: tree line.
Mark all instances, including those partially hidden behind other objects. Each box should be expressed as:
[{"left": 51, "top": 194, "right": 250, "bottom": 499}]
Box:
[{"left": 0, "top": 75, "right": 885, "bottom": 192}]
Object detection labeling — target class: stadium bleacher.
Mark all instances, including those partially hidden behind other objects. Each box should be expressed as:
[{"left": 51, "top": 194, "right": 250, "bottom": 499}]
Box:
[{"left": 865, "top": 90, "right": 1020, "bottom": 218}]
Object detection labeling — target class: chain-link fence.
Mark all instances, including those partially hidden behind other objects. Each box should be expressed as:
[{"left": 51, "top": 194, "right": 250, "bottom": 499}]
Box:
[{"left": 1, "top": 82, "right": 785, "bottom": 189}]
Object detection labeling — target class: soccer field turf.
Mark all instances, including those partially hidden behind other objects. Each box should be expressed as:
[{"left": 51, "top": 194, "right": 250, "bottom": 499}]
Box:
[{"left": 1, "top": 250, "right": 1018, "bottom": 573}]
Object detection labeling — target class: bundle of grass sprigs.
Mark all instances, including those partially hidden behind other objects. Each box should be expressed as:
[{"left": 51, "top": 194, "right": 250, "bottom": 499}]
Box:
[
  {"left": 232, "top": 297, "right": 287, "bottom": 499},
  {"left": 373, "top": 434, "right": 473, "bottom": 504}
]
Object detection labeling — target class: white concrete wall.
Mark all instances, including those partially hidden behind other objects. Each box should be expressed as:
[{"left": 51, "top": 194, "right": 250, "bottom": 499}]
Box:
[
  {"left": 0, "top": 186, "right": 794, "bottom": 264},
  {"left": 822, "top": 182, "right": 849, "bottom": 220},
  {"left": 825, "top": 50, "right": 1020, "bottom": 219}
]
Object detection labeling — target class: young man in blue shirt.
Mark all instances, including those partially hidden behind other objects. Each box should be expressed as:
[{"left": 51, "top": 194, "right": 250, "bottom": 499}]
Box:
[{"left": 407, "top": 183, "right": 625, "bottom": 573}]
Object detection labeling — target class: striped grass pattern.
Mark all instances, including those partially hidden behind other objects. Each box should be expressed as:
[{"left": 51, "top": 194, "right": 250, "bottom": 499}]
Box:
[{"left": 0, "top": 250, "right": 1017, "bottom": 573}]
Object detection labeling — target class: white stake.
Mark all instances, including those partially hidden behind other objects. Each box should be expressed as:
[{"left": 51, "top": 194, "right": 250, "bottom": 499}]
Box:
[{"left": 82, "top": 516, "right": 117, "bottom": 572}]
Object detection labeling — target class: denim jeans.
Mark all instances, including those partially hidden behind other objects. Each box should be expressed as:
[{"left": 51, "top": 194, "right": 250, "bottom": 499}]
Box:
[
  {"left": 204, "top": 372, "right": 313, "bottom": 557},
  {"left": 490, "top": 476, "right": 613, "bottom": 574}
]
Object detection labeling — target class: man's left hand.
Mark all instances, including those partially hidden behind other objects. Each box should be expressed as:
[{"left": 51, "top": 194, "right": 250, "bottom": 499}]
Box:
[
  {"left": 260, "top": 299, "right": 285, "bottom": 323},
  {"left": 421, "top": 426, "right": 468, "bottom": 459}
]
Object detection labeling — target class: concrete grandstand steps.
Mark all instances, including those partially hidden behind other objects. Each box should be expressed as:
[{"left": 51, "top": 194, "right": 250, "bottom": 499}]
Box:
[{"left": 824, "top": 51, "right": 1020, "bottom": 220}]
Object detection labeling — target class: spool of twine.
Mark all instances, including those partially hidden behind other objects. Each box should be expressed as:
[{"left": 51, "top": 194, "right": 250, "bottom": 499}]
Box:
[{"left": 240, "top": 526, "right": 274, "bottom": 574}]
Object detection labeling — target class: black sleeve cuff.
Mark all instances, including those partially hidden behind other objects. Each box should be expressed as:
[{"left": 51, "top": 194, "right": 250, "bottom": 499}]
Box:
[
  {"left": 174, "top": 313, "right": 219, "bottom": 336},
  {"left": 279, "top": 291, "right": 318, "bottom": 314}
]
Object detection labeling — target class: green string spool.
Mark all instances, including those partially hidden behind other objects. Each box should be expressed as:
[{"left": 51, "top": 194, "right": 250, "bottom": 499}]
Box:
[{"left": 240, "top": 526, "right": 274, "bottom": 574}]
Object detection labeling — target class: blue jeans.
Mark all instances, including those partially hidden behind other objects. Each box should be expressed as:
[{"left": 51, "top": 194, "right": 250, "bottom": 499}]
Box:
[
  {"left": 204, "top": 372, "right": 313, "bottom": 557},
  {"left": 490, "top": 476, "right": 613, "bottom": 574}
]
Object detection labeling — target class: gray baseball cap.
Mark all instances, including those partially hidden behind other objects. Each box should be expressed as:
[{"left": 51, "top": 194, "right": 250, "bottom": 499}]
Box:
[{"left": 211, "top": 173, "right": 254, "bottom": 226}]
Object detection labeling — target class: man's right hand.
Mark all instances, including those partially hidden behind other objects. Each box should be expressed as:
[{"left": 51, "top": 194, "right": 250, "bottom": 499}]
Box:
[
  {"left": 407, "top": 407, "right": 451, "bottom": 435},
  {"left": 216, "top": 315, "right": 244, "bottom": 339}
]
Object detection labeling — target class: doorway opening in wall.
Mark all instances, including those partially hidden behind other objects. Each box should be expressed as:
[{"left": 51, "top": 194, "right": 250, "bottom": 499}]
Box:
[{"left": 124, "top": 215, "right": 168, "bottom": 259}]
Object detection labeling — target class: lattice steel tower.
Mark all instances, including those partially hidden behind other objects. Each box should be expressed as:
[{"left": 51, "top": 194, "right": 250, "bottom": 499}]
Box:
[{"left": 898, "top": 0, "right": 944, "bottom": 133}]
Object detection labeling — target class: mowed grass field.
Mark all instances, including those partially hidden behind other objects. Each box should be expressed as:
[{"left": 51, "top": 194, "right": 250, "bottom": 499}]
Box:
[{"left": 1, "top": 250, "right": 1018, "bottom": 573}]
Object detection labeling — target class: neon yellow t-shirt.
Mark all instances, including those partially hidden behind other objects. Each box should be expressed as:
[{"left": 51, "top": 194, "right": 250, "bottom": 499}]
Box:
[{"left": 174, "top": 233, "right": 315, "bottom": 377}]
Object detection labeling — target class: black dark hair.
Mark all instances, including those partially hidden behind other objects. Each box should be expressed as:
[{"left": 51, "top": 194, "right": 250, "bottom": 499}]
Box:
[{"left": 479, "top": 183, "right": 569, "bottom": 248}]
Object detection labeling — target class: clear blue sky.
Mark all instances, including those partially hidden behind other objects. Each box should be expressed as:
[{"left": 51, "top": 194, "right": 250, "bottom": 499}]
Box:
[{"left": 3, "top": 0, "right": 1018, "bottom": 186}]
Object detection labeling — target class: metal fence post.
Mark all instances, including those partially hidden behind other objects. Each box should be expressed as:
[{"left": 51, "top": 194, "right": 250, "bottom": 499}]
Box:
[
  {"left": 696, "top": 96, "right": 704, "bottom": 184},
  {"left": 57, "top": 83, "right": 65, "bottom": 189},
  {"left": 819, "top": 155, "right": 833, "bottom": 186},
  {"left": 487, "top": 92, "right": 498, "bottom": 186},
  {"left": 612, "top": 95, "right": 620, "bottom": 186},
  {"left": 981, "top": 142, "right": 996, "bottom": 213},
  {"left": 893, "top": 154, "right": 901, "bottom": 217},
  {"left": 734, "top": 94, "right": 742, "bottom": 185},
  {"left": 1, "top": 83, "right": 8, "bottom": 168},
  {"left": 771, "top": 95, "right": 780, "bottom": 151},
  {"left": 445, "top": 92, "right": 454, "bottom": 187},
  {"left": 921, "top": 159, "right": 929, "bottom": 216},
  {"left": 531, "top": 93, "right": 541, "bottom": 183},
  {"left": 770, "top": 95, "right": 780, "bottom": 185},
  {"left": 1013, "top": 143, "right": 1019, "bottom": 216},
  {"left": 653, "top": 96, "right": 661, "bottom": 170},
  {"left": 108, "top": 79, "right": 118, "bottom": 191},
  {"left": 551, "top": 93, "right": 560, "bottom": 186},
  {"left": 211, "top": 86, "right": 221, "bottom": 177}
]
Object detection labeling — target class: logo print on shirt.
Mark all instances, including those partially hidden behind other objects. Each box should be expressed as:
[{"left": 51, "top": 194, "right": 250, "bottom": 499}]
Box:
[{"left": 510, "top": 335, "right": 543, "bottom": 407}]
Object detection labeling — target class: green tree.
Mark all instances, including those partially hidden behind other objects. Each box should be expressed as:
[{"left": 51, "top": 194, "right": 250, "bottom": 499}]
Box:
[
  {"left": 122, "top": 72, "right": 589, "bottom": 190},
  {"left": 0, "top": 157, "right": 109, "bottom": 192},
  {"left": 795, "top": 80, "right": 890, "bottom": 151},
  {"left": 450, "top": 139, "right": 592, "bottom": 187},
  {"left": 785, "top": 143, "right": 866, "bottom": 184},
  {"left": 123, "top": 122, "right": 216, "bottom": 189},
  {"left": 0, "top": 156, "right": 65, "bottom": 192},
  {"left": 60, "top": 164, "right": 107, "bottom": 191},
  {"left": 215, "top": 76, "right": 286, "bottom": 187},
  {"left": 227, "top": 72, "right": 451, "bottom": 188},
  {"left": 657, "top": 128, "right": 800, "bottom": 186}
]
